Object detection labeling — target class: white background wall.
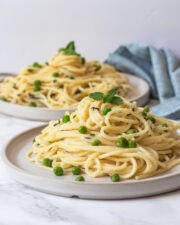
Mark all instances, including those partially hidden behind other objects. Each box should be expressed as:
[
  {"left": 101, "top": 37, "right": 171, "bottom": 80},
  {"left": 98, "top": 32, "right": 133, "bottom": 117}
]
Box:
[{"left": 0, "top": 0, "right": 180, "bottom": 73}]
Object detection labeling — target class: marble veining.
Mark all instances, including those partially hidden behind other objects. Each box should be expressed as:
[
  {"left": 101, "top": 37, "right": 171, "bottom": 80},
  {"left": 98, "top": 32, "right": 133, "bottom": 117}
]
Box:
[{"left": 0, "top": 113, "right": 180, "bottom": 225}]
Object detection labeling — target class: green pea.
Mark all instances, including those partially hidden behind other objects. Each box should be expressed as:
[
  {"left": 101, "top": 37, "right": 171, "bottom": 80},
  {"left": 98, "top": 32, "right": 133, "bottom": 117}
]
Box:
[
  {"left": 117, "top": 137, "right": 128, "bottom": 147},
  {"left": 94, "top": 65, "right": 101, "bottom": 72},
  {"left": 142, "top": 111, "right": 147, "bottom": 117},
  {"left": 69, "top": 76, "right": 74, "bottom": 80},
  {"left": 128, "top": 140, "right": 137, "bottom": 148},
  {"left": 62, "top": 114, "right": 70, "bottom": 123},
  {"left": 102, "top": 107, "right": 111, "bottom": 115},
  {"left": 75, "top": 175, "right": 85, "bottom": 181},
  {"left": 111, "top": 174, "right": 120, "bottom": 182},
  {"left": 53, "top": 166, "right": 63, "bottom": 176},
  {"left": 32, "top": 62, "right": 42, "bottom": 68},
  {"left": 34, "top": 80, "right": 41, "bottom": 86},
  {"left": 127, "top": 129, "right": 136, "bottom": 134},
  {"left": 43, "top": 158, "right": 52, "bottom": 167},
  {"left": 52, "top": 72, "right": 59, "bottom": 77},
  {"left": 162, "top": 123, "right": 168, "bottom": 127},
  {"left": 91, "top": 139, "right": 101, "bottom": 146},
  {"left": 28, "top": 102, "right": 37, "bottom": 107},
  {"left": 0, "top": 97, "right": 7, "bottom": 101},
  {"left": 147, "top": 116, "right": 156, "bottom": 124},
  {"left": 34, "top": 86, "right": 41, "bottom": 92},
  {"left": 143, "top": 106, "right": 149, "bottom": 113},
  {"left": 72, "top": 166, "right": 81, "bottom": 175},
  {"left": 78, "top": 126, "right": 87, "bottom": 134}
]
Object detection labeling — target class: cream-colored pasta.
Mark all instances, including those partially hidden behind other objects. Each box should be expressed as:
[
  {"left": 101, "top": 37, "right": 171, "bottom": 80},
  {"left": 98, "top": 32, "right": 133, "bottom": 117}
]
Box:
[
  {"left": 0, "top": 43, "right": 138, "bottom": 109},
  {"left": 26, "top": 95, "right": 180, "bottom": 180}
]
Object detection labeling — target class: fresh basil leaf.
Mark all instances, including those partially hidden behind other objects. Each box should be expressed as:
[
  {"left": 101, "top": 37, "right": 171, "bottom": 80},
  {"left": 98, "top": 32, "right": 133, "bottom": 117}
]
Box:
[
  {"left": 58, "top": 48, "right": 66, "bottom": 53},
  {"left": 89, "top": 92, "right": 105, "bottom": 100},
  {"left": 111, "top": 96, "right": 123, "bottom": 105},
  {"left": 66, "top": 41, "right": 75, "bottom": 51},
  {"left": 107, "top": 88, "right": 118, "bottom": 97},
  {"left": 58, "top": 41, "right": 82, "bottom": 57},
  {"left": 65, "top": 49, "right": 80, "bottom": 56},
  {"left": 58, "top": 41, "right": 75, "bottom": 53},
  {"left": 104, "top": 88, "right": 119, "bottom": 103}
]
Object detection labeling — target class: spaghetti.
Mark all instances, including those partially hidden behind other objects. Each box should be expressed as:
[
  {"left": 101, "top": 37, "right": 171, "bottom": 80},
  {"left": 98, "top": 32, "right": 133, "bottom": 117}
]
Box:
[
  {"left": 26, "top": 90, "right": 180, "bottom": 180},
  {"left": 0, "top": 41, "right": 138, "bottom": 109}
]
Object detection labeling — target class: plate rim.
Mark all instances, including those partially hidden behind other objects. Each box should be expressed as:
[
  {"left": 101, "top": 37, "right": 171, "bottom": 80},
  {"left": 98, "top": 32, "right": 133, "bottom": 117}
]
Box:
[{"left": 1, "top": 124, "right": 180, "bottom": 187}]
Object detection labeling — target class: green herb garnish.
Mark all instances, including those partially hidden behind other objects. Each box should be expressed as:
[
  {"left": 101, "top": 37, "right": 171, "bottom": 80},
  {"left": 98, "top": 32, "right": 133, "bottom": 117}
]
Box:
[
  {"left": 162, "top": 123, "right": 168, "bottom": 127},
  {"left": 110, "top": 96, "right": 123, "bottom": 105},
  {"left": 32, "top": 62, "right": 42, "bottom": 68},
  {"left": 103, "top": 88, "right": 118, "bottom": 103},
  {"left": 147, "top": 116, "right": 156, "bottom": 124},
  {"left": 27, "top": 68, "right": 34, "bottom": 73},
  {"left": 89, "top": 88, "right": 123, "bottom": 105},
  {"left": 89, "top": 92, "right": 105, "bottom": 100},
  {"left": 58, "top": 41, "right": 80, "bottom": 56},
  {"left": 102, "top": 107, "right": 111, "bottom": 115},
  {"left": 59, "top": 84, "right": 64, "bottom": 88},
  {"left": 142, "top": 111, "right": 147, "bottom": 117},
  {"left": 28, "top": 102, "right": 37, "bottom": 107},
  {"left": 143, "top": 106, "right": 149, "bottom": 113},
  {"left": 94, "top": 65, "right": 101, "bottom": 72},
  {"left": 81, "top": 57, "right": 86, "bottom": 64}
]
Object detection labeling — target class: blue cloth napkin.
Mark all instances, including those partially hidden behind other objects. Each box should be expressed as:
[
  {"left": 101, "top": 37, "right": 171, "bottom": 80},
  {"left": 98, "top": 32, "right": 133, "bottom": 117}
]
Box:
[{"left": 105, "top": 43, "right": 180, "bottom": 120}]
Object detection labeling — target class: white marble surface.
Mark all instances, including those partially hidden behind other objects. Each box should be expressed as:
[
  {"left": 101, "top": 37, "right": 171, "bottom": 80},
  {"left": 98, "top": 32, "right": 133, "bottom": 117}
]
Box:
[{"left": 0, "top": 112, "right": 180, "bottom": 225}]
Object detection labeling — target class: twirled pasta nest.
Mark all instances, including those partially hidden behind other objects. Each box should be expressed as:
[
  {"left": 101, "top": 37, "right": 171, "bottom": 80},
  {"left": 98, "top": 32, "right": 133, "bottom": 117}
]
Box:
[
  {"left": 0, "top": 42, "right": 138, "bottom": 109},
  {"left": 26, "top": 92, "right": 180, "bottom": 180}
]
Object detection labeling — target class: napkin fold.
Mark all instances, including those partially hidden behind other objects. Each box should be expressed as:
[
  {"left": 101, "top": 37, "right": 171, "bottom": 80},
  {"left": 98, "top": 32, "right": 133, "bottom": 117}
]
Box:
[{"left": 105, "top": 43, "right": 180, "bottom": 120}]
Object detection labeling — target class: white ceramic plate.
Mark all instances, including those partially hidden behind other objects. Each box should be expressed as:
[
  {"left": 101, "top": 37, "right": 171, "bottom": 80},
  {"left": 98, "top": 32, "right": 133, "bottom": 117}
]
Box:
[
  {"left": 0, "top": 73, "right": 150, "bottom": 121},
  {"left": 1, "top": 125, "right": 179, "bottom": 200}
]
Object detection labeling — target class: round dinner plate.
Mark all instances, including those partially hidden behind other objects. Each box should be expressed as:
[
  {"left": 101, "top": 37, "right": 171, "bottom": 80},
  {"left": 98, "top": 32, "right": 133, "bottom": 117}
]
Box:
[
  {"left": 0, "top": 73, "right": 150, "bottom": 121},
  {"left": 1, "top": 125, "right": 180, "bottom": 200}
]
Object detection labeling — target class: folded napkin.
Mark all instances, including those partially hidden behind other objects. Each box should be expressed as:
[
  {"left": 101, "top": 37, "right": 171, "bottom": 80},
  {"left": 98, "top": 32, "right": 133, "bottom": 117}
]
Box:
[{"left": 105, "top": 43, "right": 180, "bottom": 120}]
